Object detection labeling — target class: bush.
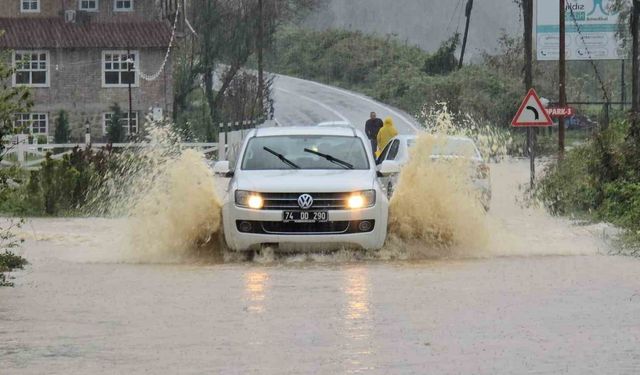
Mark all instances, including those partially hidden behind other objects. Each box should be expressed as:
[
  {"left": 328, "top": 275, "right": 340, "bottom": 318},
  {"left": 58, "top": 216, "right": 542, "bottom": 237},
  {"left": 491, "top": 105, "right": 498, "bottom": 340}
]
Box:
[
  {"left": 536, "top": 120, "right": 640, "bottom": 248},
  {"left": 0, "top": 219, "right": 27, "bottom": 287},
  {"left": 0, "top": 147, "right": 113, "bottom": 216},
  {"left": 54, "top": 110, "right": 70, "bottom": 144},
  {"left": 535, "top": 143, "right": 598, "bottom": 215},
  {"left": 106, "top": 103, "right": 125, "bottom": 144}
]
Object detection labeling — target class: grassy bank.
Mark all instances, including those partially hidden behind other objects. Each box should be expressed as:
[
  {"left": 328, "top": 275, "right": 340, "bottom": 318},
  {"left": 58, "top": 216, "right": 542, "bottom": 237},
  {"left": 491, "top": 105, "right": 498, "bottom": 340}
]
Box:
[{"left": 536, "top": 120, "right": 640, "bottom": 253}]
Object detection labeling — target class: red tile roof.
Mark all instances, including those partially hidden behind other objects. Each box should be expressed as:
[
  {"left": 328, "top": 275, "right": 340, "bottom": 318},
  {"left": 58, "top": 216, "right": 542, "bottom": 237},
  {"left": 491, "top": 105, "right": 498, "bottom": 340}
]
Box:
[{"left": 0, "top": 18, "right": 172, "bottom": 49}]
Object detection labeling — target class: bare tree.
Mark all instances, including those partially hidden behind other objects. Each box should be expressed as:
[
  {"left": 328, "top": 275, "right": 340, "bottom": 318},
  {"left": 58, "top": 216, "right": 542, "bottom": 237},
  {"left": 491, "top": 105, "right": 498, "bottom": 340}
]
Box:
[{"left": 181, "top": 0, "right": 319, "bottom": 140}]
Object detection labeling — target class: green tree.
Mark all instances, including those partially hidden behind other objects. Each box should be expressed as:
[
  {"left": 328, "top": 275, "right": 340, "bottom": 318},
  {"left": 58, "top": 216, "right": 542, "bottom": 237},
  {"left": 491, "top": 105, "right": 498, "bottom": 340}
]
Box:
[
  {"left": 54, "top": 110, "right": 70, "bottom": 144},
  {"left": 423, "top": 33, "right": 460, "bottom": 76},
  {"left": 106, "top": 103, "right": 124, "bottom": 144},
  {"left": 0, "top": 46, "right": 33, "bottom": 162},
  {"left": 181, "top": 0, "right": 319, "bottom": 140}
]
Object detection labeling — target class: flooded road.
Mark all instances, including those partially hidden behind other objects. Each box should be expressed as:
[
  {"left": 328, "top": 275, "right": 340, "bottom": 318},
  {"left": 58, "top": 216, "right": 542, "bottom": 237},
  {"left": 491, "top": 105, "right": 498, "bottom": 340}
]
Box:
[
  {"left": 2, "top": 78, "right": 640, "bottom": 373},
  {"left": 2, "top": 160, "right": 640, "bottom": 374}
]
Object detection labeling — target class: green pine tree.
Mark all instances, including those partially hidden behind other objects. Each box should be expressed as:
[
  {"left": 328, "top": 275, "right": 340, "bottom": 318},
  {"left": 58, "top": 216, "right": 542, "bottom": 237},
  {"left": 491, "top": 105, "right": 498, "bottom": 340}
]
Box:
[
  {"left": 106, "top": 103, "right": 124, "bottom": 144},
  {"left": 54, "top": 110, "right": 70, "bottom": 144}
]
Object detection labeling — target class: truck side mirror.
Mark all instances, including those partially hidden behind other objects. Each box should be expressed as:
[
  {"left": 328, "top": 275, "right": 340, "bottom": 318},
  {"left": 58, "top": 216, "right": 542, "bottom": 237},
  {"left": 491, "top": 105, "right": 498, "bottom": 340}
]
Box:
[
  {"left": 377, "top": 160, "right": 401, "bottom": 176},
  {"left": 213, "top": 161, "right": 233, "bottom": 177}
]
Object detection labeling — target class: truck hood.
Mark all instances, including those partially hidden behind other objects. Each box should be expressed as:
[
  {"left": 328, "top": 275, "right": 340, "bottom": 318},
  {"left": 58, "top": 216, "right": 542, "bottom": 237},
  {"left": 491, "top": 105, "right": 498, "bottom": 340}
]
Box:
[{"left": 234, "top": 169, "right": 375, "bottom": 193}]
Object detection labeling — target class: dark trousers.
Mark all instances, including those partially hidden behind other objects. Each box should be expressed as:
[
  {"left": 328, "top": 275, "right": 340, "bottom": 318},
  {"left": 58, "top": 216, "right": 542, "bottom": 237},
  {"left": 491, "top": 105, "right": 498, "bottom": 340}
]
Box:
[{"left": 369, "top": 138, "right": 377, "bottom": 155}]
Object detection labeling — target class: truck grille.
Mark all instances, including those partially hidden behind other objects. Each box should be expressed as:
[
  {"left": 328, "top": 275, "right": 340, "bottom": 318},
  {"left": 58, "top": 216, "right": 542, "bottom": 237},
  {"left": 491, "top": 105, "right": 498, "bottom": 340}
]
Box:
[
  {"left": 236, "top": 220, "right": 375, "bottom": 235},
  {"left": 262, "top": 221, "right": 350, "bottom": 234},
  {"left": 261, "top": 192, "right": 349, "bottom": 210}
]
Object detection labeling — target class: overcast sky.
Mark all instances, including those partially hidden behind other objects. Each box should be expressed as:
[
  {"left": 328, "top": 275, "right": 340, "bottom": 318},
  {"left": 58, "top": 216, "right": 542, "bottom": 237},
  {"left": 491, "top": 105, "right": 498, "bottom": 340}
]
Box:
[{"left": 305, "top": 0, "right": 522, "bottom": 58}]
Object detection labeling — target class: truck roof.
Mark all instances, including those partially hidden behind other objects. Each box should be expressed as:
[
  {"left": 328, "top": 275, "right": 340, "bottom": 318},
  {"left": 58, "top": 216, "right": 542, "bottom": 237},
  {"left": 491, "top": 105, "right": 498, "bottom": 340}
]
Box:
[{"left": 253, "top": 126, "right": 360, "bottom": 138}]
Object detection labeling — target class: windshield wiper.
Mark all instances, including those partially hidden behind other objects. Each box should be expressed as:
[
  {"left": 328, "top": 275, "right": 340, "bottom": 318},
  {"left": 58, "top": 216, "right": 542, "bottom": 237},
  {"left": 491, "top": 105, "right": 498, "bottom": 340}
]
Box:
[
  {"left": 304, "top": 148, "right": 354, "bottom": 169},
  {"left": 263, "top": 147, "right": 300, "bottom": 169}
]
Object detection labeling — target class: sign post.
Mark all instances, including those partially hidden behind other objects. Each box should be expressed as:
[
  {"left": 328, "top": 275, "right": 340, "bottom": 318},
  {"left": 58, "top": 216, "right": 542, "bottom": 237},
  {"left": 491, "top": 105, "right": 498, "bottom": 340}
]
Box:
[{"left": 512, "top": 88, "right": 553, "bottom": 188}]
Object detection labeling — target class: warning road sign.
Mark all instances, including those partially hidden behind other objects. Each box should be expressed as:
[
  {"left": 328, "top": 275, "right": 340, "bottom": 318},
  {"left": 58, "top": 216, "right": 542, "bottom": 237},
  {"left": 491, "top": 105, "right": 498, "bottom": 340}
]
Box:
[{"left": 511, "top": 89, "right": 553, "bottom": 127}]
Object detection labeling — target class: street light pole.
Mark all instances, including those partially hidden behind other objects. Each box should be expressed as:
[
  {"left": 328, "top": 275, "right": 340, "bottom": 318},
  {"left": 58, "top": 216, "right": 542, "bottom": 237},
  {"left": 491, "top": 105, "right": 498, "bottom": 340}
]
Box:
[{"left": 127, "top": 49, "right": 133, "bottom": 137}]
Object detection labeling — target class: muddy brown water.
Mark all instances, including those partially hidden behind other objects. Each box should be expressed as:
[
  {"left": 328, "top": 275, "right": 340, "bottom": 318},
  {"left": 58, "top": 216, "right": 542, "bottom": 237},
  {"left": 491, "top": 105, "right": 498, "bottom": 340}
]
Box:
[{"left": 2, "top": 160, "right": 639, "bottom": 374}]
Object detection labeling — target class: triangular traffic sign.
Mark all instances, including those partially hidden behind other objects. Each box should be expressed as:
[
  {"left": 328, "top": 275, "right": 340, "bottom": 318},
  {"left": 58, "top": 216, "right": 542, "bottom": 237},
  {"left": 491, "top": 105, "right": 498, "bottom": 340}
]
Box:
[{"left": 511, "top": 88, "right": 553, "bottom": 127}]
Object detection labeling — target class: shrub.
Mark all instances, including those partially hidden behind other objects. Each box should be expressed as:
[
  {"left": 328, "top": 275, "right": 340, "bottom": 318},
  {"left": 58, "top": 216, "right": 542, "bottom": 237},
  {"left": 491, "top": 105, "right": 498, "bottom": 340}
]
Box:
[
  {"left": 536, "top": 120, "right": 640, "bottom": 249},
  {"left": 54, "top": 110, "right": 70, "bottom": 144},
  {"left": 0, "top": 219, "right": 27, "bottom": 287},
  {"left": 106, "top": 103, "right": 125, "bottom": 144}
]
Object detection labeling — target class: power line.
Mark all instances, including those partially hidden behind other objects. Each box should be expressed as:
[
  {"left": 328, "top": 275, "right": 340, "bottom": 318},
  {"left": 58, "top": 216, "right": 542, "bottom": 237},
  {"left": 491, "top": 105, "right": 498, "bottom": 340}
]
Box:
[
  {"left": 48, "top": 6, "right": 180, "bottom": 77},
  {"left": 446, "top": 0, "right": 464, "bottom": 35},
  {"left": 455, "top": 0, "right": 466, "bottom": 33}
]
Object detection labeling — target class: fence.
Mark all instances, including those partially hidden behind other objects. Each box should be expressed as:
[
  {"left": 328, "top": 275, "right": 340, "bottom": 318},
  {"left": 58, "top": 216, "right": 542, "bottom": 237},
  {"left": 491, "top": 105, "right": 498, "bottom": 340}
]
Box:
[
  {"left": 1, "top": 119, "right": 269, "bottom": 169},
  {"left": 0, "top": 134, "right": 219, "bottom": 170},
  {"left": 524, "top": 101, "right": 629, "bottom": 155}
]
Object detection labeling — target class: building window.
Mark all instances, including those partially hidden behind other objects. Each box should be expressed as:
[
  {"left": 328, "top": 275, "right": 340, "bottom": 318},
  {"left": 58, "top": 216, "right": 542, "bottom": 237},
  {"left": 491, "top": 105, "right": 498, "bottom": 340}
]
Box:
[
  {"left": 21, "top": 0, "right": 39, "bottom": 12},
  {"left": 13, "top": 51, "right": 49, "bottom": 87},
  {"left": 79, "top": 0, "right": 98, "bottom": 11},
  {"left": 14, "top": 113, "right": 48, "bottom": 134},
  {"left": 103, "top": 112, "right": 138, "bottom": 135},
  {"left": 102, "top": 51, "right": 138, "bottom": 87},
  {"left": 114, "top": 0, "right": 132, "bottom": 11}
]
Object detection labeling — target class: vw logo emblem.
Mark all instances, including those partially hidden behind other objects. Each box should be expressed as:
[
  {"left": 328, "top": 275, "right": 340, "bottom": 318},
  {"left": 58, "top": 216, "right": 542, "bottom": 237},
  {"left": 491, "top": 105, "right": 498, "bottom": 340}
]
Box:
[{"left": 297, "top": 194, "right": 314, "bottom": 209}]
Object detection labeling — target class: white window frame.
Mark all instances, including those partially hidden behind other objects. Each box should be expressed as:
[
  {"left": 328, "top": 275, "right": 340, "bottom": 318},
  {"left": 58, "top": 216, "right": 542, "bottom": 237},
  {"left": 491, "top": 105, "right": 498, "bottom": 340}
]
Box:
[
  {"left": 14, "top": 113, "right": 49, "bottom": 135},
  {"left": 12, "top": 50, "right": 50, "bottom": 88},
  {"left": 79, "top": 0, "right": 99, "bottom": 11},
  {"left": 113, "top": 0, "right": 133, "bottom": 11},
  {"left": 102, "top": 50, "right": 139, "bottom": 88},
  {"left": 103, "top": 111, "right": 139, "bottom": 135},
  {"left": 20, "top": 0, "right": 40, "bottom": 12}
]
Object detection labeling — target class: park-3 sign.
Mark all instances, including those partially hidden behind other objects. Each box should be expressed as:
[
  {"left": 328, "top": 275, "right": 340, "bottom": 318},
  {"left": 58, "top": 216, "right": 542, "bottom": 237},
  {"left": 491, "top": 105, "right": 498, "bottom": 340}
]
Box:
[
  {"left": 536, "top": 0, "right": 623, "bottom": 61},
  {"left": 511, "top": 89, "right": 553, "bottom": 127},
  {"left": 547, "top": 107, "right": 575, "bottom": 117}
]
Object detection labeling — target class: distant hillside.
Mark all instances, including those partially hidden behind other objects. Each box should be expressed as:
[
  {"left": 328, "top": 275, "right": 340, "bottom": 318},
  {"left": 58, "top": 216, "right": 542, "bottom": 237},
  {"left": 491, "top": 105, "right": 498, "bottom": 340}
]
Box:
[{"left": 304, "top": 0, "right": 522, "bottom": 58}]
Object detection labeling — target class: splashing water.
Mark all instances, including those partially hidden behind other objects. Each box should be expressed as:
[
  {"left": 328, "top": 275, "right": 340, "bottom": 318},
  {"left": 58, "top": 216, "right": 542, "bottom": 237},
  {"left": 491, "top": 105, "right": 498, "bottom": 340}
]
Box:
[
  {"left": 386, "top": 134, "right": 490, "bottom": 258},
  {"left": 87, "top": 123, "right": 223, "bottom": 263},
  {"left": 420, "top": 103, "right": 513, "bottom": 160},
  {"left": 370, "top": 105, "right": 509, "bottom": 258}
]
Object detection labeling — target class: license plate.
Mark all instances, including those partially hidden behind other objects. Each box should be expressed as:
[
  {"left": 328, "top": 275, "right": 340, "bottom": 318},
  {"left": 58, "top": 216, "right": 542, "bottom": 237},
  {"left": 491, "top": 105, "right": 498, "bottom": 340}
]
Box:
[{"left": 283, "top": 211, "right": 328, "bottom": 223}]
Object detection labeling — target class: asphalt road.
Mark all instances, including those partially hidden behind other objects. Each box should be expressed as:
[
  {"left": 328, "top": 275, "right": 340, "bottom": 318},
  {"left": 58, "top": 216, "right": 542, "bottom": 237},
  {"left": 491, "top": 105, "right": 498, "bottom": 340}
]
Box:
[
  {"left": 272, "top": 74, "right": 420, "bottom": 133},
  {"left": 1, "top": 76, "right": 639, "bottom": 374}
]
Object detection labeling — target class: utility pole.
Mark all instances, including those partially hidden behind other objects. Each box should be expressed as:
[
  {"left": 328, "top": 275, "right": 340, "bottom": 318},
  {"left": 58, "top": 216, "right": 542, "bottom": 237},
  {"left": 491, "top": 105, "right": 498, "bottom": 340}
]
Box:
[
  {"left": 458, "top": 0, "right": 474, "bottom": 69},
  {"left": 632, "top": 0, "right": 640, "bottom": 138},
  {"left": 524, "top": 0, "right": 534, "bottom": 188},
  {"left": 558, "top": 0, "right": 566, "bottom": 157},
  {"left": 257, "top": 0, "right": 264, "bottom": 110},
  {"left": 621, "top": 60, "right": 626, "bottom": 111}
]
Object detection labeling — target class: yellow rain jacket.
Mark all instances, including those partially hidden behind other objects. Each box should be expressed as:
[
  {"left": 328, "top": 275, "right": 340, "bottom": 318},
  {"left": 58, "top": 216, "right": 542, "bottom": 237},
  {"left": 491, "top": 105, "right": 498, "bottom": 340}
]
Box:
[{"left": 376, "top": 117, "right": 398, "bottom": 157}]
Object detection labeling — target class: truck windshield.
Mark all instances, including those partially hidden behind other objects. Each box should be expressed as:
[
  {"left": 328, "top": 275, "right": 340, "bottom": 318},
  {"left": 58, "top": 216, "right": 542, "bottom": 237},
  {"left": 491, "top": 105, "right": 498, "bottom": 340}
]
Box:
[{"left": 241, "top": 135, "right": 370, "bottom": 170}]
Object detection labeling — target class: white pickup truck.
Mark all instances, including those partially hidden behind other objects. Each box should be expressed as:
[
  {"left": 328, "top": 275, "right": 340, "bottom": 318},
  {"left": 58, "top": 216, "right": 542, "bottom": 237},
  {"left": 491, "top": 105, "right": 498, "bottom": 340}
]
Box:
[{"left": 214, "top": 126, "right": 394, "bottom": 252}]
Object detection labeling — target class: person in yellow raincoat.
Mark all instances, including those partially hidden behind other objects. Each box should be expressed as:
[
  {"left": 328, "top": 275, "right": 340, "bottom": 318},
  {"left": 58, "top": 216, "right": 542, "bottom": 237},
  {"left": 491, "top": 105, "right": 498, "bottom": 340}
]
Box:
[{"left": 376, "top": 116, "right": 398, "bottom": 158}]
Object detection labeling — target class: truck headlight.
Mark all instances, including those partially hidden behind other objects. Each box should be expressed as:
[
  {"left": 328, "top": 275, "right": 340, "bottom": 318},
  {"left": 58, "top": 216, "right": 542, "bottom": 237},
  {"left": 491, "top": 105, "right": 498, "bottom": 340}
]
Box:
[
  {"left": 235, "top": 190, "right": 264, "bottom": 209},
  {"left": 347, "top": 190, "right": 375, "bottom": 209}
]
